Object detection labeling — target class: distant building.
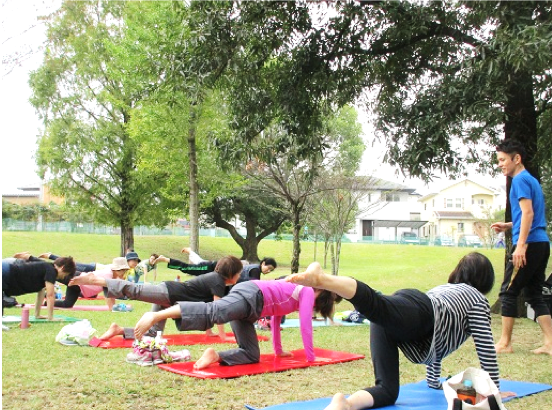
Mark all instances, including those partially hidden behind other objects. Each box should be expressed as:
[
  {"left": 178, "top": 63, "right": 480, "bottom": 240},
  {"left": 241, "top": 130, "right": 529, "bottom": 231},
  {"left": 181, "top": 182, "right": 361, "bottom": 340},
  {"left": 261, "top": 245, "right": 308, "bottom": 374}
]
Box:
[
  {"left": 2, "top": 184, "right": 64, "bottom": 206},
  {"left": 418, "top": 178, "right": 505, "bottom": 242}
]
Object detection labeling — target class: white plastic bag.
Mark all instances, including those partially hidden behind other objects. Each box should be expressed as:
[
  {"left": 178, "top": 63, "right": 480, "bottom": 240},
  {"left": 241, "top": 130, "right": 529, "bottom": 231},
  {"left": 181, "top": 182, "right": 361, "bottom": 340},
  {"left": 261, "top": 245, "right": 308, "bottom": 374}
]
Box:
[
  {"left": 55, "top": 319, "right": 96, "bottom": 346},
  {"left": 443, "top": 367, "right": 506, "bottom": 410}
]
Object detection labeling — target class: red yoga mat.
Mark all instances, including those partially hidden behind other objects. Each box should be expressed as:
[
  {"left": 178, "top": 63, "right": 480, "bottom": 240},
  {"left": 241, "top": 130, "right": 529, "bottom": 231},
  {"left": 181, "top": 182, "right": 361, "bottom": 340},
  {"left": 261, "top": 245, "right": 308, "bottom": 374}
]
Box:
[
  {"left": 157, "top": 348, "right": 365, "bottom": 379},
  {"left": 89, "top": 332, "right": 270, "bottom": 348}
]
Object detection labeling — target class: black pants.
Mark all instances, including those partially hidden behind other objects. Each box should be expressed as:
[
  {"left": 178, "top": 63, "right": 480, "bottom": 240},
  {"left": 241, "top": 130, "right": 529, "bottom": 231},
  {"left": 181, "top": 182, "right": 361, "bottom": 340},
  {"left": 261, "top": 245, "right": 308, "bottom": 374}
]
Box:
[
  {"left": 500, "top": 242, "right": 550, "bottom": 318},
  {"left": 348, "top": 281, "right": 434, "bottom": 408}
]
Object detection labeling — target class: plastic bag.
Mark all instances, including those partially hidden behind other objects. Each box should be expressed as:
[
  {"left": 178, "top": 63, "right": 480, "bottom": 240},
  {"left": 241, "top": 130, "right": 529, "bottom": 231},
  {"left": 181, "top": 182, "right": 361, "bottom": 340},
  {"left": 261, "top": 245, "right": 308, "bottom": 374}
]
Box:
[
  {"left": 443, "top": 367, "right": 506, "bottom": 410},
  {"left": 55, "top": 319, "right": 96, "bottom": 346}
]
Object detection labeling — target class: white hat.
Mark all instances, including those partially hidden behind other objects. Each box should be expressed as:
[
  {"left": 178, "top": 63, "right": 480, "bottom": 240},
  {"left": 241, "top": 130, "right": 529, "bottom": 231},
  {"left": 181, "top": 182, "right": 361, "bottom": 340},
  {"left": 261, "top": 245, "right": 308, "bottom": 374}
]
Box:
[{"left": 111, "top": 257, "right": 130, "bottom": 271}]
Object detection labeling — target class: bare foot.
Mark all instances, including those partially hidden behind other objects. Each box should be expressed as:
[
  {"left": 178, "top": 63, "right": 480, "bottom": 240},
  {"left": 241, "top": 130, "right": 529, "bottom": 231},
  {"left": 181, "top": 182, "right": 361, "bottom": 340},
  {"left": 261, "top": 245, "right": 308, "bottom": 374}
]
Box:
[
  {"left": 495, "top": 343, "right": 514, "bottom": 354},
  {"left": 205, "top": 329, "right": 218, "bottom": 337},
  {"left": 99, "top": 323, "right": 124, "bottom": 340},
  {"left": 181, "top": 247, "right": 191, "bottom": 254},
  {"left": 286, "top": 262, "right": 324, "bottom": 287},
  {"left": 531, "top": 345, "right": 552, "bottom": 355},
  {"left": 134, "top": 312, "right": 156, "bottom": 340},
  {"left": 193, "top": 348, "right": 220, "bottom": 370},
  {"left": 69, "top": 274, "right": 98, "bottom": 286},
  {"left": 38, "top": 252, "right": 52, "bottom": 259},
  {"left": 324, "top": 393, "right": 351, "bottom": 410},
  {"left": 13, "top": 251, "right": 31, "bottom": 259}
]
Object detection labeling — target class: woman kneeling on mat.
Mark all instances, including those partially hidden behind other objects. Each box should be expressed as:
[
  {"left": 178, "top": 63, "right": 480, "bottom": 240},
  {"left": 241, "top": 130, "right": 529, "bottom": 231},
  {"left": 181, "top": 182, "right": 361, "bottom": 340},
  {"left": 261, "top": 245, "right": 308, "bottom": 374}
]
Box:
[
  {"left": 70, "top": 256, "right": 244, "bottom": 341},
  {"left": 286, "top": 253, "right": 515, "bottom": 410},
  {"left": 132, "top": 270, "right": 340, "bottom": 369}
]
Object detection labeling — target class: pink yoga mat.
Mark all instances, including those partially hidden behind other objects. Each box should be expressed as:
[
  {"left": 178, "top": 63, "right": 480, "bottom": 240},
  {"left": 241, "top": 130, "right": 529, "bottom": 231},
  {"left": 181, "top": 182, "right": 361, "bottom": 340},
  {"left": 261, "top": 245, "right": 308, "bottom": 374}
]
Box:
[
  {"left": 89, "top": 332, "right": 270, "bottom": 348},
  {"left": 157, "top": 348, "right": 365, "bottom": 379},
  {"left": 23, "top": 304, "right": 114, "bottom": 311}
]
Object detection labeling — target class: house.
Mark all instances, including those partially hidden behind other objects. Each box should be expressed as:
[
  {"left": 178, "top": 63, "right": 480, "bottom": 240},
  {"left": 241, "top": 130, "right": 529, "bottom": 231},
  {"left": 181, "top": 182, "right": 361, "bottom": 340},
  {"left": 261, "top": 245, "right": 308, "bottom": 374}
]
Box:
[
  {"left": 418, "top": 179, "right": 504, "bottom": 243},
  {"left": 349, "top": 178, "right": 427, "bottom": 242},
  {"left": 2, "top": 184, "right": 64, "bottom": 206}
]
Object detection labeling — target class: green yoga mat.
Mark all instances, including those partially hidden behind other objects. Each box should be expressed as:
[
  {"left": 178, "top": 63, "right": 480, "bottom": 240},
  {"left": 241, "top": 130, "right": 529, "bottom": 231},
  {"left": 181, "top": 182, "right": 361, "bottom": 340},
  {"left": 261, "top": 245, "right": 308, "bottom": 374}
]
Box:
[{"left": 2, "top": 315, "right": 80, "bottom": 324}]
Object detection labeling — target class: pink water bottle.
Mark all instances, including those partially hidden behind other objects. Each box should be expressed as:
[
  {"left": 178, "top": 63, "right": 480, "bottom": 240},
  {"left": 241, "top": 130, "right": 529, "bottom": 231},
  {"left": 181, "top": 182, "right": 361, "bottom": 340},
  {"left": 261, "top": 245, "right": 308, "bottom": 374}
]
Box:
[{"left": 20, "top": 307, "right": 30, "bottom": 329}]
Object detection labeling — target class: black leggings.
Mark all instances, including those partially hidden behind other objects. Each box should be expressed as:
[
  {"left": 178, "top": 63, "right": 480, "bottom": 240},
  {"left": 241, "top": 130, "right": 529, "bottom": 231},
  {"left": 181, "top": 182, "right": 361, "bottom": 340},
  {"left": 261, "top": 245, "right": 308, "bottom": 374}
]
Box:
[{"left": 348, "top": 281, "right": 434, "bottom": 408}]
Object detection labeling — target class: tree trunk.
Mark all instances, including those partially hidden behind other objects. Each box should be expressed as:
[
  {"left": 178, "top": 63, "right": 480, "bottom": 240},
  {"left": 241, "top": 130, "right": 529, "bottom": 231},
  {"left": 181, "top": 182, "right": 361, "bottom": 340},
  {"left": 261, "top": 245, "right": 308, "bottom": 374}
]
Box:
[
  {"left": 290, "top": 206, "right": 302, "bottom": 273},
  {"left": 121, "top": 223, "right": 134, "bottom": 257},
  {"left": 188, "top": 106, "right": 200, "bottom": 253}
]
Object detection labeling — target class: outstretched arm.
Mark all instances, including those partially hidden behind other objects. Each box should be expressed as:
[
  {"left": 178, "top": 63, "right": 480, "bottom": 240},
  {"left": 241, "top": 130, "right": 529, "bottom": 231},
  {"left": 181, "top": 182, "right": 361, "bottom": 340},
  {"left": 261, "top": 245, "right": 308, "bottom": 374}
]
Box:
[
  {"left": 286, "top": 262, "right": 358, "bottom": 300},
  {"left": 134, "top": 305, "right": 181, "bottom": 340}
]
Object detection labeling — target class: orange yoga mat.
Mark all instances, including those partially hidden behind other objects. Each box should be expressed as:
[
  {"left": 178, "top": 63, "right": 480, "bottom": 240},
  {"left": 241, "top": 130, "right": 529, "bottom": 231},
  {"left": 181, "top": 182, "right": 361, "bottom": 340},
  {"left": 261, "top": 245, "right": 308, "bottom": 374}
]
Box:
[
  {"left": 157, "top": 348, "right": 365, "bottom": 379},
  {"left": 89, "top": 332, "right": 269, "bottom": 348}
]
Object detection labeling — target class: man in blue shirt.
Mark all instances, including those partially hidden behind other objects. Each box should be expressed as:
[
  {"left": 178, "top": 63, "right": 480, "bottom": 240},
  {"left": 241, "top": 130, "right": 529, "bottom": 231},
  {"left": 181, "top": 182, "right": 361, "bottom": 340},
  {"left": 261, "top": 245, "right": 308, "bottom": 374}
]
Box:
[{"left": 492, "top": 139, "right": 552, "bottom": 355}]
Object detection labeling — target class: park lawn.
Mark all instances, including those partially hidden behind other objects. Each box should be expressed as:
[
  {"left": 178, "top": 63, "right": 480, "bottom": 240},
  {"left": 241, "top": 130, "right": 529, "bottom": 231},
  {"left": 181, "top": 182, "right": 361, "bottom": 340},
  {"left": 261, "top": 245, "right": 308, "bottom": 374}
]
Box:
[{"left": 2, "top": 232, "right": 551, "bottom": 410}]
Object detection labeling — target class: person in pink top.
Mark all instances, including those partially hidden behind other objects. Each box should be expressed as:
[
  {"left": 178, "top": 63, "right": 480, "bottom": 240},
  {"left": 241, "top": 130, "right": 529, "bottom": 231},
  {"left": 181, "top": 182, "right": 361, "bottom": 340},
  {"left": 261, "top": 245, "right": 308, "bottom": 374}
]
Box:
[{"left": 133, "top": 262, "right": 340, "bottom": 369}]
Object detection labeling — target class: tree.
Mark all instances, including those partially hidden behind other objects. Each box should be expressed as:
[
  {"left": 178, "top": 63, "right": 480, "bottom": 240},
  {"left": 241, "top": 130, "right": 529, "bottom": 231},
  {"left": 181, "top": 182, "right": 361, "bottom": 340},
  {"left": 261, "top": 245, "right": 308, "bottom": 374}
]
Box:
[{"left": 29, "top": 1, "right": 171, "bottom": 254}]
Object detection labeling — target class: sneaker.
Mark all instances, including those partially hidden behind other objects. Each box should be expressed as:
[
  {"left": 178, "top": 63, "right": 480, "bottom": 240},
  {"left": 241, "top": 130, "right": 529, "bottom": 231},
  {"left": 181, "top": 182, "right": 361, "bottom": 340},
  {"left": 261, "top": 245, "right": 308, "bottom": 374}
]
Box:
[
  {"left": 168, "top": 349, "right": 191, "bottom": 362},
  {"left": 151, "top": 349, "right": 164, "bottom": 365},
  {"left": 112, "top": 303, "right": 133, "bottom": 312},
  {"left": 126, "top": 349, "right": 154, "bottom": 366}
]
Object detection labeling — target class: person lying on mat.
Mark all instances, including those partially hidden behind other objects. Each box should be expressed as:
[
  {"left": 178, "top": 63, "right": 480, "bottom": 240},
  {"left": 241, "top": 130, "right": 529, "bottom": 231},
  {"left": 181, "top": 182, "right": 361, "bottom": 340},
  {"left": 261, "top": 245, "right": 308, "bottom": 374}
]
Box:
[
  {"left": 131, "top": 268, "right": 341, "bottom": 369},
  {"left": 2, "top": 254, "right": 76, "bottom": 320},
  {"left": 70, "top": 256, "right": 244, "bottom": 341},
  {"left": 285, "top": 253, "right": 516, "bottom": 410},
  {"left": 155, "top": 248, "right": 277, "bottom": 281}
]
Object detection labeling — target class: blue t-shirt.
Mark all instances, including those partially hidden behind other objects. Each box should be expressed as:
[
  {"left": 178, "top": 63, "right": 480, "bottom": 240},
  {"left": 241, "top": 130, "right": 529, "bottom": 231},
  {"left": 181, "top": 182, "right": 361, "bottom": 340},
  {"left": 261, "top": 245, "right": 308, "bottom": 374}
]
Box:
[{"left": 510, "top": 170, "right": 549, "bottom": 244}]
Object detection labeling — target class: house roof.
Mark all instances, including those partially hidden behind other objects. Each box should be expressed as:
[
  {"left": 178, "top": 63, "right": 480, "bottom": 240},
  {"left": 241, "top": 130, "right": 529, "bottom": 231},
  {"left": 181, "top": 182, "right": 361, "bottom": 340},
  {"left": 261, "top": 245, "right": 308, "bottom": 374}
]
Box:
[
  {"left": 2, "top": 192, "right": 39, "bottom": 198},
  {"left": 433, "top": 210, "right": 475, "bottom": 220},
  {"left": 419, "top": 178, "right": 499, "bottom": 201},
  {"left": 372, "top": 220, "right": 428, "bottom": 229}
]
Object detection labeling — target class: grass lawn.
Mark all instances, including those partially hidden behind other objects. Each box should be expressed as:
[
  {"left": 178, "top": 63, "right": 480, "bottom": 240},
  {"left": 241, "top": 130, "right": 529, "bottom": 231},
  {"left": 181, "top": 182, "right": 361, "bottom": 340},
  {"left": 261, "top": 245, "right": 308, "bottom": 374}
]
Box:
[{"left": 2, "top": 232, "right": 551, "bottom": 410}]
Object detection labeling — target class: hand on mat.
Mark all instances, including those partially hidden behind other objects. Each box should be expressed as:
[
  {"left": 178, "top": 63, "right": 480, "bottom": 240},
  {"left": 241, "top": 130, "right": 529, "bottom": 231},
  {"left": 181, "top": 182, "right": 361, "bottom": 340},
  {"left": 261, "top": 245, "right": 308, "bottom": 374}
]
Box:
[{"left": 500, "top": 391, "right": 517, "bottom": 399}]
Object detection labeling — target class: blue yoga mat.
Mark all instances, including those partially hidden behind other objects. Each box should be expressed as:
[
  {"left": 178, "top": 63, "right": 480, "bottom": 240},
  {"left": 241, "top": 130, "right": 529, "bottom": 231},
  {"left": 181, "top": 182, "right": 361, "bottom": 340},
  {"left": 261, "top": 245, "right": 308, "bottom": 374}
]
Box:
[
  {"left": 280, "top": 318, "right": 368, "bottom": 328},
  {"left": 244, "top": 379, "right": 552, "bottom": 410}
]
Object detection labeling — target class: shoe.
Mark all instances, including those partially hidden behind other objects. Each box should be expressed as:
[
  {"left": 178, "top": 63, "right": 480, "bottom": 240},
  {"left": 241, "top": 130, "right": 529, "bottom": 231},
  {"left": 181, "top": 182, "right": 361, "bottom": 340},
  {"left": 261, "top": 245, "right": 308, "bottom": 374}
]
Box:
[
  {"left": 112, "top": 303, "right": 133, "bottom": 312},
  {"left": 168, "top": 349, "right": 191, "bottom": 362},
  {"left": 151, "top": 349, "right": 164, "bottom": 365},
  {"left": 126, "top": 349, "right": 154, "bottom": 366}
]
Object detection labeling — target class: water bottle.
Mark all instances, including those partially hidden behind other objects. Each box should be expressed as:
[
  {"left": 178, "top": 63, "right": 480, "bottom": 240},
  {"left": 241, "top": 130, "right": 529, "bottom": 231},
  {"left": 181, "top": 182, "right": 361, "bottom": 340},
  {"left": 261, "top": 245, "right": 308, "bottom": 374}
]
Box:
[
  {"left": 55, "top": 284, "right": 63, "bottom": 300},
  {"left": 20, "top": 307, "right": 30, "bottom": 329},
  {"left": 457, "top": 379, "right": 477, "bottom": 404},
  {"left": 175, "top": 275, "right": 181, "bottom": 282}
]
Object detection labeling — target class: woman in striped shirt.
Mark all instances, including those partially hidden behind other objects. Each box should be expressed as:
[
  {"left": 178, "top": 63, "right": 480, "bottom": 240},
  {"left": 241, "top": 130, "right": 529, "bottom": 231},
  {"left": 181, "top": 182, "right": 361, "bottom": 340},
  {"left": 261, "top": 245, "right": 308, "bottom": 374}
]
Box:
[{"left": 287, "top": 252, "right": 513, "bottom": 410}]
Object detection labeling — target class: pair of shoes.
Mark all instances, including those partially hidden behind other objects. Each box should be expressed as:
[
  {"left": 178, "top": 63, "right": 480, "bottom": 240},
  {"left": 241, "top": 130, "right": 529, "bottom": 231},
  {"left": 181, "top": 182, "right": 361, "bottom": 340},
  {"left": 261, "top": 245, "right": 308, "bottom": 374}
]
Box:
[
  {"left": 167, "top": 349, "right": 191, "bottom": 362},
  {"left": 112, "top": 303, "right": 133, "bottom": 312},
  {"left": 126, "top": 348, "right": 163, "bottom": 366}
]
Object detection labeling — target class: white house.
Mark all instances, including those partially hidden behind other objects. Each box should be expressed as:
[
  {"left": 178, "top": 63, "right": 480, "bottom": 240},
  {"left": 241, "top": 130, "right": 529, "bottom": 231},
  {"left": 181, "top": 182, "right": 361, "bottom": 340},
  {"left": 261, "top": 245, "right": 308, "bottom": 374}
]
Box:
[
  {"left": 349, "top": 178, "right": 427, "bottom": 242},
  {"left": 418, "top": 179, "right": 505, "bottom": 242}
]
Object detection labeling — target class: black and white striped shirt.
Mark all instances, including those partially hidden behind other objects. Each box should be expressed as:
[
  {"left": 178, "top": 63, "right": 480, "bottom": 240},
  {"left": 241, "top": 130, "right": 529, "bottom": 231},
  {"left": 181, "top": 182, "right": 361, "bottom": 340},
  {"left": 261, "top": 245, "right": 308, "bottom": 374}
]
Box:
[{"left": 397, "top": 283, "right": 500, "bottom": 389}]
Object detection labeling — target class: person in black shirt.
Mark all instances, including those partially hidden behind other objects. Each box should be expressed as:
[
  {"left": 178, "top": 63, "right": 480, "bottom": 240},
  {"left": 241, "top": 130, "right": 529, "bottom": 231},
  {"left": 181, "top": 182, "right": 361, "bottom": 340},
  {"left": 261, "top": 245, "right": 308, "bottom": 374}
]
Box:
[
  {"left": 2, "top": 254, "right": 76, "bottom": 320},
  {"left": 70, "top": 256, "right": 243, "bottom": 340}
]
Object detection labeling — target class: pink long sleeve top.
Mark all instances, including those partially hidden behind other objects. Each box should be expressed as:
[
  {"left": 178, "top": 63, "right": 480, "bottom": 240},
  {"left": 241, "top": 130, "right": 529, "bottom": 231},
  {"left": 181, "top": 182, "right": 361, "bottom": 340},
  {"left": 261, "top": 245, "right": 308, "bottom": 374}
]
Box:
[{"left": 254, "top": 279, "right": 316, "bottom": 361}]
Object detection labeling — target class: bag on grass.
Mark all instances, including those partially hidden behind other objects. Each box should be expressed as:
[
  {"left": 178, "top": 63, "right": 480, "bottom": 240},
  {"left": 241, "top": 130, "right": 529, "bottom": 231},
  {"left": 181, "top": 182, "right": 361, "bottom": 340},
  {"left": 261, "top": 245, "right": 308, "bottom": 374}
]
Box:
[
  {"left": 443, "top": 367, "right": 506, "bottom": 410},
  {"left": 55, "top": 319, "right": 96, "bottom": 346}
]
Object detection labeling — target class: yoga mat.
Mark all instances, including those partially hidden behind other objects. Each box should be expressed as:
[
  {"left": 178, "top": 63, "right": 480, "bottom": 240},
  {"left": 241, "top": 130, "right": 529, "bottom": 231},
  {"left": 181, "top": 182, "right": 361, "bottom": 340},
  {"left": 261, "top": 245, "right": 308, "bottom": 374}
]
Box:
[
  {"left": 158, "top": 347, "right": 365, "bottom": 379},
  {"left": 89, "top": 332, "right": 270, "bottom": 348},
  {"left": 2, "top": 315, "right": 81, "bottom": 324},
  {"left": 243, "top": 379, "right": 552, "bottom": 410},
  {"left": 22, "top": 304, "right": 112, "bottom": 311},
  {"left": 279, "top": 318, "right": 368, "bottom": 328}
]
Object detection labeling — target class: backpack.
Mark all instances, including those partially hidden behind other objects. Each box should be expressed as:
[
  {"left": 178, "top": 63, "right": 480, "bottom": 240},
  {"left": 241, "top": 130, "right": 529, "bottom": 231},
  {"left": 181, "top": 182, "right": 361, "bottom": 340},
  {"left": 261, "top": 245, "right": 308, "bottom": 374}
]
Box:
[{"left": 342, "top": 310, "right": 368, "bottom": 324}]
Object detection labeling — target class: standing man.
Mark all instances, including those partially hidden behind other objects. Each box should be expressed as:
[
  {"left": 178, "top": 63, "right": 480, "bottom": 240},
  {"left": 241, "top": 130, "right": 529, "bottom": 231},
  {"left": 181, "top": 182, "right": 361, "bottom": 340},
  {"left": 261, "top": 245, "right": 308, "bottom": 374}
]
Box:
[{"left": 492, "top": 139, "right": 552, "bottom": 355}]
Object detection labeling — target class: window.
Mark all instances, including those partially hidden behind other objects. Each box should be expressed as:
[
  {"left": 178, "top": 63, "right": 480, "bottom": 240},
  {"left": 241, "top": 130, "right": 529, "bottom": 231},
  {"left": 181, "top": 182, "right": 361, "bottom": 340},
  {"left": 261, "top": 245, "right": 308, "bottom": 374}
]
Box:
[
  {"left": 445, "top": 198, "right": 453, "bottom": 208},
  {"left": 410, "top": 213, "right": 421, "bottom": 221},
  {"left": 458, "top": 222, "right": 464, "bottom": 232},
  {"left": 455, "top": 198, "right": 463, "bottom": 208},
  {"left": 385, "top": 193, "right": 400, "bottom": 202},
  {"left": 478, "top": 199, "right": 485, "bottom": 206}
]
